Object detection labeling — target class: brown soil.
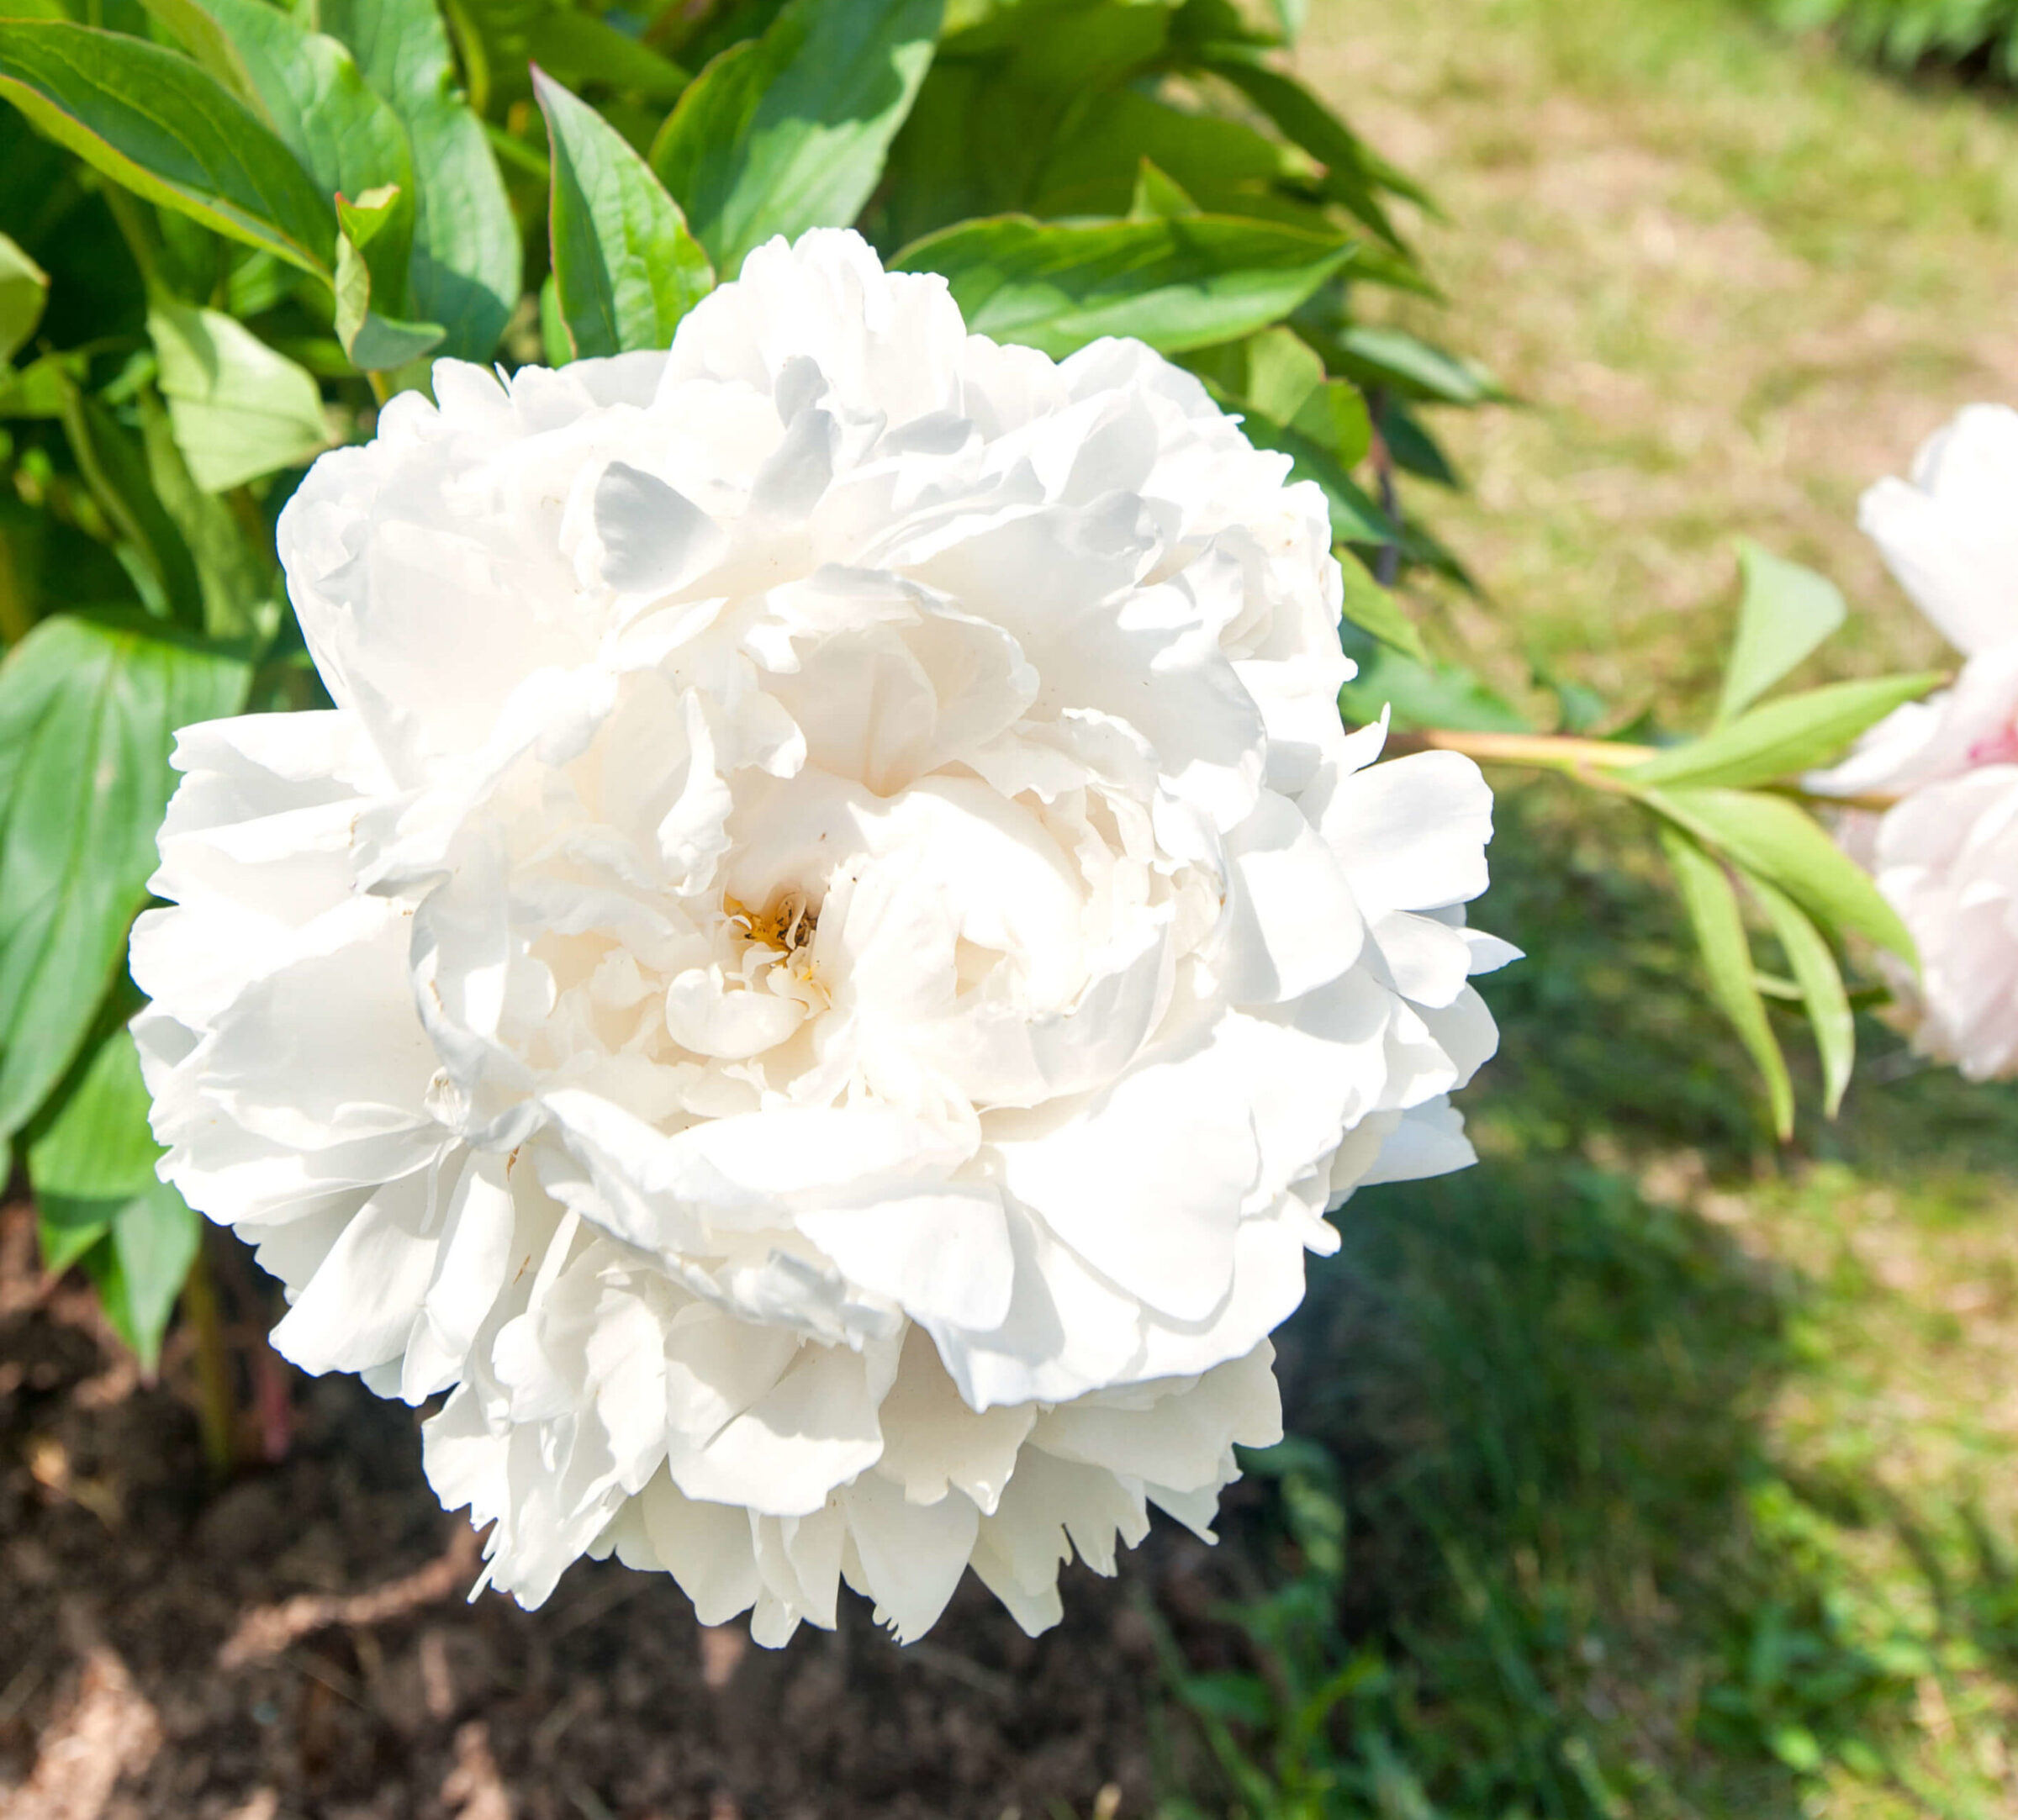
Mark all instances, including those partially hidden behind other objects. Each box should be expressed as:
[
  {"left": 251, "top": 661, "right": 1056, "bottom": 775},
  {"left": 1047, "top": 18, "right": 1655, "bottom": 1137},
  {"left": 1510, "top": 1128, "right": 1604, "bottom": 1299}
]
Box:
[{"left": 0, "top": 1202, "right": 1253, "bottom": 1820}]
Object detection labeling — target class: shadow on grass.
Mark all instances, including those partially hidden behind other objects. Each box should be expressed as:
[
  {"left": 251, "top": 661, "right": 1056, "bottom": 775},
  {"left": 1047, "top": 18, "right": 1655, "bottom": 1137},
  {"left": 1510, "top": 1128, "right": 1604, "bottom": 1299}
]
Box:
[{"left": 1170, "top": 786, "right": 2018, "bottom": 1818}]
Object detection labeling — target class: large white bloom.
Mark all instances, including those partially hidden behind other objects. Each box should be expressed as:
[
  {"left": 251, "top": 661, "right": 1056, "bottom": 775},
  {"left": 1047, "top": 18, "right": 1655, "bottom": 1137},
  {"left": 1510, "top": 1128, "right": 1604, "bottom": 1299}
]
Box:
[
  {"left": 133, "top": 230, "right": 1508, "bottom": 1643},
  {"left": 1817, "top": 404, "right": 2018, "bottom": 1079}
]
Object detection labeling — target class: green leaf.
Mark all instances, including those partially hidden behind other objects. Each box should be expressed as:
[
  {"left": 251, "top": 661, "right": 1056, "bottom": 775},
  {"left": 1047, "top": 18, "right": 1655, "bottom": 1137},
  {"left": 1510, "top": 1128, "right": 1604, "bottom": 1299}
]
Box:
[
  {"left": 55, "top": 374, "right": 205, "bottom": 629},
  {"left": 1658, "top": 823, "right": 1794, "bottom": 1141},
  {"left": 1717, "top": 541, "right": 1847, "bottom": 724},
  {"left": 538, "top": 267, "right": 569, "bottom": 365},
  {"left": 1234, "top": 403, "right": 1392, "bottom": 544},
  {"left": 28, "top": 1021, "right": 160, "bottom": 1274},
  {"left": 81, "top": 1177, "right": 200, "bottom": 1370},
  {"left": 1325, "top": 322, "right": 1501, "bottom": 404},
  {"left": 1243, "top": 322, "right": 1324, "bottom": 425},
  {"left": 1377, "top": 393, "right": 1456, "bottom": 486},
  {"left": 1201, "top": 55, "right": 1420, "bottom": 243},
  {"left": 895, "top": 214, "right": 1355, "bottom": 358},
  {"left": 1339, "top": 643, "right": 1528, "bottom": 734},
  {"left": 0, "top": 21, "right": 337, "bottom": 281},
  {"left": 191, "top": 0, "right": 417, "bottom": 261},
  {"left": 1751, "top": 874, "right": 1856, "bottom": 1118},
  {"left": 148, "top": 302, "right": 331, "bottom": 492},
  {"left": 29, "top": 1016, "right": 198, "bottom": 1369},
  {"left": 135, "top": 0, "right": 269, "bottom": 116},
  {"left": 1179, "top": 1670, "right": 1276, "bottom": 1728},
  {"left": 1129, "top": 156, "right": 1197, "bottom": 221},
  {"left": 1627, "top": 673, "right": 1943, "bottom": 791},
  {"left": 536, "top": 66, "right": 713, "bottom": 360},
  {"left": 135, "top": 387, "right": 277, "bottom": 640},
  {"left": 334, "top": 185, "right": 446, "bottom": 369},
  {"left": 525, "top": 10, "right": 689, "bottom": 103},
  {"left": 313, "top": 0, "right": 520, "bottom": 362},
  {"left": 1027, "top": 87, "right": 1307, "bottom": 221},
  {"left": 0, "top": 351, "right": 65, "bottom": 419},
  {"left": 1640, "top": 785, "right": 1916, "bottom": 963},
  {"left": 0, "top": 230, "right": 49, "bottom": 366},
  {"left": 651, "top": 0, "right": 943, "bottom": 275},
  {"left": 0, "top": 610, "right": 251, "bottom": 1140},
  {"left": 1337, "top": 547, "right": 1429, "bottom": 662}
]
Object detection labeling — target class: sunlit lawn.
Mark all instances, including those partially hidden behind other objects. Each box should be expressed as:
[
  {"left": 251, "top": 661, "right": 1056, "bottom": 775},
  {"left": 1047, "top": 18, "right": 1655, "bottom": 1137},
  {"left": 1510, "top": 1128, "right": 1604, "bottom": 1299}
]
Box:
[{"left": 1200, "top": 2, "right": 2018, "bottom": 1813}]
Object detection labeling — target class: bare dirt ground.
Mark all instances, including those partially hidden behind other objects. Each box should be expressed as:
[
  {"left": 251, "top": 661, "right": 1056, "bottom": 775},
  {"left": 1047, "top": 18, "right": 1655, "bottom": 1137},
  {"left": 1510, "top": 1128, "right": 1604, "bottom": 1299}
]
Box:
[{"left": 0, "top": 1200, "right": 1239, "bottom": 1820}]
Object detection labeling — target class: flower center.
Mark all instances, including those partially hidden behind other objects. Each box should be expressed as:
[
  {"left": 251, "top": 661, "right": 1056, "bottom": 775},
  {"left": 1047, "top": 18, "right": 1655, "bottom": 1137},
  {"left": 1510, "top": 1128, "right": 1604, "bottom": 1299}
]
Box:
[{"left": 722, "top": 886, "right": 827, "bottom": 1003}]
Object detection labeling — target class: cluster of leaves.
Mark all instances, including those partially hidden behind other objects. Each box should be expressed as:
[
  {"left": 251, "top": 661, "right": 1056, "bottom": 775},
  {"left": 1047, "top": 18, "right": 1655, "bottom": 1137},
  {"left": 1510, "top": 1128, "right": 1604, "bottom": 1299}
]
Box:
[
  {"left": 1595, "top": 544, "right": 1932, "bottom": 1143},
  {"left": 1349, "top": 538, "right": 1936, "bottom": 1143},
  {"left": 1755, "top": 0, "right": 2018, "bottom": 82},
  {"left": 0, "top": 0, "right": 1478, "bottom": 1366}
]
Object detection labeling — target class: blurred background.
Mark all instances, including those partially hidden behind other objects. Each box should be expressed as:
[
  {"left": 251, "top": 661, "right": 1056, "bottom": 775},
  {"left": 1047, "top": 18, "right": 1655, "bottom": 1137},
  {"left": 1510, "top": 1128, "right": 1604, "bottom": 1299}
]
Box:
[{"left": 5, "top": 0, "right": 2018, "bottom": 1815}]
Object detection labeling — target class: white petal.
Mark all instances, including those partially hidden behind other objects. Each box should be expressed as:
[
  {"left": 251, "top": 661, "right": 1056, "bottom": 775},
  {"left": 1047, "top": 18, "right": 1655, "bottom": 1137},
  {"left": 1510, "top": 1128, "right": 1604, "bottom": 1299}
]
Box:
[
  {"left": 841, "top": 1471, "right": 979, "bottom": 1643},
  {"left": 796, "top": 1188, "right": 1015, "bottom": 1332},
  {"left": 272, "top": 1166, "right": 443, "bottom": 1376},
  {"left": 671, "top": 1343, "right": 883, "bottom": 1517},
  {"left": 632, "top": 1469, "right": 763, "bottom": 1626},
  {"left": 1321, "top": 751, "right": 1493, "bottom": 915},
  {"left": 593, "top": 460, "right": 729, "bottom": 596},
  {"left": 873, "top": 1327, "right": 1035, "bottom": 1512},
  {"left": 1213, "top": 791, "right": 1364, "bottom": 1004}
]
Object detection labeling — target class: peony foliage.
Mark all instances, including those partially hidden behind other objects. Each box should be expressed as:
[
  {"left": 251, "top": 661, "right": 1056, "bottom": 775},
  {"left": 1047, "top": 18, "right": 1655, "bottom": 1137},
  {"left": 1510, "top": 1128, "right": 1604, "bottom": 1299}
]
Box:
[{"left": 0, "top": 0, "right": 1962, "bottom": 1634}]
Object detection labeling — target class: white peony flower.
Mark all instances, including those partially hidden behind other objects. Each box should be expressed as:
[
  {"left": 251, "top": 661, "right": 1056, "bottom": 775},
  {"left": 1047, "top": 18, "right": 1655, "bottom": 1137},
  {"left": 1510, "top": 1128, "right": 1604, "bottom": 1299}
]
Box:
[
  {"left": 133, "top": 229, "right": 1509, "bottom": 1644},
  {"left": 1815, "top": 403, "right": 2018, "bottom": 1079}
]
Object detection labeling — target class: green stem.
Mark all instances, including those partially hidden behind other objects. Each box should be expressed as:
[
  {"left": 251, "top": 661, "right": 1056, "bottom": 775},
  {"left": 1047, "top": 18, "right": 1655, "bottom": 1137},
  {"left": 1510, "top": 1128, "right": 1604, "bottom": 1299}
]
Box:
[
  {"left": 1406, "top": 725, "right": 1653, "bottom": 783},
  {"left": 1403, "top": 725, "right": 1898, "bottom": 811},
  {"left": 182, "top": 1237, "right": 237, "bottom": 1480}
]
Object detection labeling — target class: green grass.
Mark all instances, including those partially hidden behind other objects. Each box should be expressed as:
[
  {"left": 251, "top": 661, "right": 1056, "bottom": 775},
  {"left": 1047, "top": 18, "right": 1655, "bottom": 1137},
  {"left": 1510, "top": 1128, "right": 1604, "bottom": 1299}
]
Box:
[{"left": 1153, "top": 2, "right": 2018, "bottom": 1813}]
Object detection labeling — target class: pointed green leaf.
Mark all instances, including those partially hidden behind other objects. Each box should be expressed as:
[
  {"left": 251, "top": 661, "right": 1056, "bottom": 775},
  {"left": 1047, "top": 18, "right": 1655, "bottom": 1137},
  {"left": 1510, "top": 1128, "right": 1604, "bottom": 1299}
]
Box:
[
  {"left": 1201, "top": 54, "right": 1413, "bottom": 245},
  {"left": 0, "top": 610, "right": 251, "bottom": 1140},
  {"left": 1640, "top": 784, "right": 1915, "bottom": 963},
  {"left": 334, "top": 186, "right": 446, "bottom": 370},
  {"left": 1027, "top": 87, "right": 1307, "bottom": 222},
  {"left": 0, "top": 231, "right": 49, "bottom": 366},
  {"left": 1336, "top": 547, "right": 1429, "bottom": 663},
  {"left": 538, "top": 268, "right": 570, "bottom": 366},
  {"left": 1718, "top": 541, "right": 1847, "bottom": 724},
  {"left": 536, "top": 67, "right": 713, "bottom": 360},
  {"left": 1244, "top": 323, "right": 1326, "bottom": 426},
  {"left": 149, "top": 302, "right": 331, "bottom": 492},
  {"left": 1130, "top": 156, "right": 1197, "bottom": 221},
  {"left": 82, "top": 1176, "right": 199, "bottom": 1370},
  {"left": 314, "top": 0, "right": 520, "bottom": 362},
  {"left": 187, "top": 0, "right": 417, "bottom": 266},
  {"left": 1311, "top": 376, "right": 1373, "bottom": 469},
  {"left": 30, "top": 1017, "right": 198, "bottom": 1369},
  {"left": 895, "top": 214, "right": 1355, "bottom": 358},
  {"left": 0, "top": 21, "right": 336, "bottom": 280},
  {"left": 651, "top": 0, "right": 943, "bottom": 274},
  {"left": 525, "top": 10, "right": 689, "bottom": 103},
  {"left": 1326, "top": 323, "right": 1502, "bottom": 405},
  {"left": 1658, "top": 824, "right": 1793, "bottom": 1141},
  {"left": 0, "top": 351, "right": 65, "bottom": 419},
  {"left": 135, "top": 0, "right": 269, "bottom": 115},
  {"left": 29, "top": 1022, "right": 161, "bottom": 1275},
  {"left": 134, "top": 388, "right": 277, "bottom": 641},
  {"left": 55, "top": 375, "right": 205, "bottom": 628},
  {"left": 1628, "top": 673, "right": 1944, "bottom": 791},
  {"left": 1339, "top": 642, "right": 1528, "bottom": 734},
  {"left": 1750, "top": 874, "right": 1855, "bottom": 1117}
]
